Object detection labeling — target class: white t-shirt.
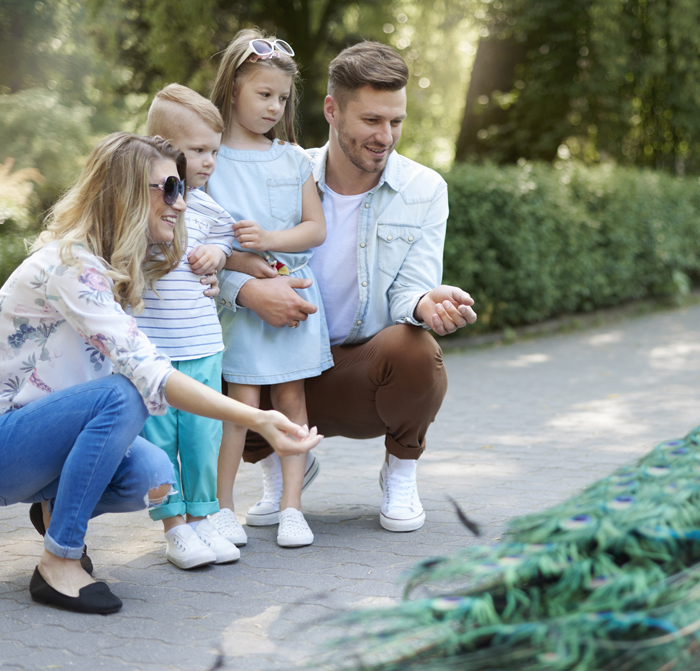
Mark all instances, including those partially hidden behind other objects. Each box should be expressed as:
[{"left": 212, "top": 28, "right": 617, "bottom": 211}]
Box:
[{"left": 309, "top": 186, "right": 366, "bottom": 345}]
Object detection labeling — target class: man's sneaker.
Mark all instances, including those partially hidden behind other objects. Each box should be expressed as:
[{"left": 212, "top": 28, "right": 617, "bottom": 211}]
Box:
[
  {"left": 192, "top": 519, "right": 240, "bottom": 563},
  {"left": 277, "top": 508, "right": 314, "bottom": 547},
  {"left": 245, "top": 452, "right": 321, "bottom": 527},
  {"left": 208, "top": 509, "right": 248, "bottom": 546},
  {"left": 165, "top": 524, "right": 217, "bottom": 569},
  {"left": 379, "top": 455, "right": 426, "bottom": 532}
]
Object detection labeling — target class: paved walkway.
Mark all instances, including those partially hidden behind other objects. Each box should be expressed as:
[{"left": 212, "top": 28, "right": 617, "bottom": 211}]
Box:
[{"left": 4, "top": 304, "right": 700, "bottom": 670}]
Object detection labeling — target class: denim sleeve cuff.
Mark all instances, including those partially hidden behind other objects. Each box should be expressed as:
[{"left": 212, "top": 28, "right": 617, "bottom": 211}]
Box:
[
  {"left": 216, "top": 270, "right": 254, "bottom": 314},
  {"left": 395, "top": 292, "right": 431, "bottom": 330}
]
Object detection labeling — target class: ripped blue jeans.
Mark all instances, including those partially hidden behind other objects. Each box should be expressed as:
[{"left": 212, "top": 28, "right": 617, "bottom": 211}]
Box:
[{"left": 0, "top": 374, "right": 175, "bottom": 560}]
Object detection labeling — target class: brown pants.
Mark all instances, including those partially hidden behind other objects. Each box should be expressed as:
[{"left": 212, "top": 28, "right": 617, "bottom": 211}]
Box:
[{"left": 241, "top": 324, "right": 448, "bottom": 463}]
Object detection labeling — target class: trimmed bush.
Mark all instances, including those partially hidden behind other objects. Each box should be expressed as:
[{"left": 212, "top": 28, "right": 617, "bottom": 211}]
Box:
[{"left": 442, "top": 161, "right": 700, "bottom": 333}]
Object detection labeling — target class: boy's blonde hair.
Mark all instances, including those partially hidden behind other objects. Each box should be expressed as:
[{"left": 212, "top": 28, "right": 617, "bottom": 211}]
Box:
[
  {"left": 210, "top": 28, "right": 299, "bottom": 143},
  {"left": 147, "top": 83, "right": 225, "bottom": 140},
  {"left": 32, "top": 133, "right": 187, "bottom": 314}
]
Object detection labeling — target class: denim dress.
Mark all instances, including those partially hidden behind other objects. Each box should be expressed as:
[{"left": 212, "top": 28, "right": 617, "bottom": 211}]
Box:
[{"left": 207, "top": 140, "right": 333, "bottom": 385}]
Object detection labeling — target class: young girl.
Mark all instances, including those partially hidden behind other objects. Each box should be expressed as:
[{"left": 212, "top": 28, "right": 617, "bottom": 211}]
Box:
[{"left": 208, "top": 29, "right": 332, "bottom": 547}]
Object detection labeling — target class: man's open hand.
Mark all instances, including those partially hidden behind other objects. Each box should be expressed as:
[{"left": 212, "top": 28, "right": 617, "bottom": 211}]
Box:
[{"left": 415, "top": 285, "right": 477, "bottom": 336}]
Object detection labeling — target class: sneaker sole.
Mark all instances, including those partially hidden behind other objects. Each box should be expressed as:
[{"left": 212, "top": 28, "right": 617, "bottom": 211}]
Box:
[
  {"left": 166, "top": 553, "right": 216, "bottom": 570},
  {"left": 379, "top": 511, "right": 426, "bottom": 532},
  {"left": 277, "top": 536, "right": 314, "bottom": 548},
  {"left": 378, "top": 469, "right": 426, "bottom": 532},
  {"left": 245, "top": 455, "right": 321, "bottom": 527}
]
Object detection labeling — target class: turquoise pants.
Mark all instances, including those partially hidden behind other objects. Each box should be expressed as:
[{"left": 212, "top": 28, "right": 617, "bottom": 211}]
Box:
[{"left": 141, "top": 353, "right": 223, "bottom": 521}]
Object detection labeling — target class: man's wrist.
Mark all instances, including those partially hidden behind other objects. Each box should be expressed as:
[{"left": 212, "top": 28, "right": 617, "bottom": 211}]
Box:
[{"left": 413, "top": 292, "right": 429, "bottom": 323}]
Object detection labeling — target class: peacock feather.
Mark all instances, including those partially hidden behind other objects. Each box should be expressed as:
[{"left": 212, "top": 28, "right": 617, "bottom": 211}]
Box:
[{"left": 325, "top": 426, "right": 700, "bottom": 671}]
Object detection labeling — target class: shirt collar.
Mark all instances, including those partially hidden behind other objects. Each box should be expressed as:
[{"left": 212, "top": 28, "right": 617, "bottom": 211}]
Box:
[{"left": 313, "top": 143, "right": 401, "bottom": 195}]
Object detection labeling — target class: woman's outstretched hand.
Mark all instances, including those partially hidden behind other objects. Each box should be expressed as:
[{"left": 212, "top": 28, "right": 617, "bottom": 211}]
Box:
[{"left": 255, "top": 410, "right": 322, "bottom": 457}]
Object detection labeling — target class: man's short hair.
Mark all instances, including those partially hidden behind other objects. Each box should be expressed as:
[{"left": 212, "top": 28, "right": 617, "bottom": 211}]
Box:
[
  {"left": 147, "top": 83, "right": 225, "bottom": 139},
  {"left": 328, "top": 41, "right": 409, "bottom": 108}
]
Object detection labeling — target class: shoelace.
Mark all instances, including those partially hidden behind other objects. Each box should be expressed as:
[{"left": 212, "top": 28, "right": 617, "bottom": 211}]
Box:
[{"left": 384, "top": 473, "right": 417, "bottom": 509}]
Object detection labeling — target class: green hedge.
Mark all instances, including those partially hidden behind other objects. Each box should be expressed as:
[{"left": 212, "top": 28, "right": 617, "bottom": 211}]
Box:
[{"left": 442, "top": 161, "right": 700, "bottom": 333}]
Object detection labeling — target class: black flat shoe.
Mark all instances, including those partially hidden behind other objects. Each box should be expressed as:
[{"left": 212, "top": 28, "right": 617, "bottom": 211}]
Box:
[
  {"left": 29, "top": 567, "right": 122, "bottom": 614},
  {"left": 29, "top": 503, "right": 94, "bottom": 575}
]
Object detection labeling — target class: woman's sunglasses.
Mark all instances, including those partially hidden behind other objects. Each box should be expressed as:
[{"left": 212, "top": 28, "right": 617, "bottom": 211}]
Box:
[
  {"left": 235, "top": 39, "right": 294, "bottom": 71},
  {"left": 149, "top": 176, "right": 186, "bottom": 205}
]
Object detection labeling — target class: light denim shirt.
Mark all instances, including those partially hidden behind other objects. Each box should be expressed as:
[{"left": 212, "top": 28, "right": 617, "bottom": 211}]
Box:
[{"left": 217, "top": 143, "right": 447, "bottom": 345}]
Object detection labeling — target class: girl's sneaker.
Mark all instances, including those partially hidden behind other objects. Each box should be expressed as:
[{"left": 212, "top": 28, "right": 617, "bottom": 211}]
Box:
[
  {"left": 208, "top": 509, "right": 248, "bottom": 546},
  {"left": 277, "top": 508, "right": 314, "bottom": 548},
  {"left": 192, "top": 519, "right": 240, "bottom": 563},
  {"left": 246, "top": 452, "right": 320, "bottom": 526}
]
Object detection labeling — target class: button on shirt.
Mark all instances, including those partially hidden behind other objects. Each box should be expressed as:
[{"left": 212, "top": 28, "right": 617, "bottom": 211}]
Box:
[{"left": 217, "top": 143, "right": 448, "bottom": 345}]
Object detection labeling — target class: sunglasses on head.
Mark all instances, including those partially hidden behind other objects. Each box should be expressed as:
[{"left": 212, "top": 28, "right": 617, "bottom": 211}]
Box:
[
  {"left": 235, "top": 38, "right": 294, "bottom": 71},
  {"left": 149, "top": 175, "right": 186, "bottom": 205}
]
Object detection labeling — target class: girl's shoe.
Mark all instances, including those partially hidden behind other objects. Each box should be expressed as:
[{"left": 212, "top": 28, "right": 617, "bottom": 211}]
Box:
[
  {"left": 164, "top": 525, "right": 216, "bottom": 569},
  {"left": 246, "top": 453, "right": 320, "bottom": 526},
  {"left": 192, "top": 519, "right": 240, "bottom": 563},
  {"left": 208, "top": 509, "right": 248, "bottom": 546},
  {"left": 29, "top": 567, "right": 122, "bottom": 614},
  {"left": 277, "top": 508, "right": 314, "bottom": 548}
]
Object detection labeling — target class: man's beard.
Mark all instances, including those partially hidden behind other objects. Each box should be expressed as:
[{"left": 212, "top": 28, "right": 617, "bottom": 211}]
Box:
[{"left": 336, "top": 119, "right": 396, "bottom": 174}]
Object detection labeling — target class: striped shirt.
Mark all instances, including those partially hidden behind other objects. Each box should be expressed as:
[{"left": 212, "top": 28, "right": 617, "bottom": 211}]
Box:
[{"left": 137, "top": 190, "right": 236, "bottom": 361}]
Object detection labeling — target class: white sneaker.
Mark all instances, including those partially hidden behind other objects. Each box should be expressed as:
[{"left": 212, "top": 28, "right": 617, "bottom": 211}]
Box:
[
  {"left": 379, "top": 455, "right": 426, "bottom": 532},
  {"left": 208, "top": 509, "right": 248, "bottom": 546},
  {"left": 277, "top": 508, "right": 314, "bottom": 547},
  {"left": 245, "top": 452, "right": 321, "bottom": 526},
  {"left": 192, "top": 519, "right": 240, "bottom": 563},
  {"left": 165, "top": 524, "right": 217, "bottom": 569}
]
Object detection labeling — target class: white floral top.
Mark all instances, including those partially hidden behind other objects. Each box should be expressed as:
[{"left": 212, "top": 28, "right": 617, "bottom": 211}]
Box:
[{"left": 0, "top": 242, "right": 174, "bottom": 416}]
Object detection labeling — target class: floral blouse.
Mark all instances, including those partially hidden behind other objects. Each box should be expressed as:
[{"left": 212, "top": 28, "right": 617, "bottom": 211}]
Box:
[{"left": 0, "top": 242, "right": 174, "bottom": 416}]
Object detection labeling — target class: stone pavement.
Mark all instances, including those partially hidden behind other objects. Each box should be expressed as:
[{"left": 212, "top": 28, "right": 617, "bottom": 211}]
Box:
[{"left": 4, "top": 304, "right": 700, "bottom": 670}]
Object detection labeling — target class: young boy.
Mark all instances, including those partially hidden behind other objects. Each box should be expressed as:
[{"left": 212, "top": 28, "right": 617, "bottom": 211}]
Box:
[{"left": 141, "top": 84, "right": 257, "bottom": 568}]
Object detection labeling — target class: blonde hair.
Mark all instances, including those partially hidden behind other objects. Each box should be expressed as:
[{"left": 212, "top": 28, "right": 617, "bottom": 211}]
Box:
[
  {"left": 147, "top": 83, "right": 225, "bottom": 139},
  {"left": 32, "top": 133, "right": 187, "bottom": 314},
  {"left": 211, "top": 28, "right": 299, "bottom": 143},
  {"left": 328, "top": 41, "right": 409, "bottom": 109}
]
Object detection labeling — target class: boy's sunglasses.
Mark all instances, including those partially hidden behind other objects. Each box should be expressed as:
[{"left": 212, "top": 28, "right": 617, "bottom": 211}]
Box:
[
  {"left": 149, "top": 176, "right": 185, "bottom": 205},
  {"left": 235, "top": 39, "right": 294, "bottom": 71}
]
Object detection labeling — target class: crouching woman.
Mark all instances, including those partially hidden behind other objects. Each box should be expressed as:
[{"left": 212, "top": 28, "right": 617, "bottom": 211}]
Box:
[{"left": 0, "top": 133, "right": 321, "bottom": 615}]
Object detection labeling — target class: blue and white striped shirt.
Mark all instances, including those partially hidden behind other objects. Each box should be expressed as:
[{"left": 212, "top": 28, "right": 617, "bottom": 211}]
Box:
[{"left": 137, "top": 190, "right": 236, "bottom": 361}]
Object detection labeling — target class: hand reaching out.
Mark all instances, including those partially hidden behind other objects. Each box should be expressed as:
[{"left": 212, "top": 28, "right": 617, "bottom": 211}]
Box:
[{"left": 415, "top": 285, "right": 477, "bottom": 336}]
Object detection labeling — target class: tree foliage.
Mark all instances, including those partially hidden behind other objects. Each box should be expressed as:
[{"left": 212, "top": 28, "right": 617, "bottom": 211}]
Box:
[
  {"left": 456, "top": 0, "right": 700, "bottom": 173},
  {"left": 81, "top": 0, "right": 395, "bottom": 147}
]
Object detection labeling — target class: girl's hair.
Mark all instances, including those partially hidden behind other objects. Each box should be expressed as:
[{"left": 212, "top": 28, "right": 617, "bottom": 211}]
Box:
[
  {"left": 211, "top": 28, "right": 299, "bottom": 143},
  {"left": 32, "top": 132, "right": 187, "bottom": 314}
]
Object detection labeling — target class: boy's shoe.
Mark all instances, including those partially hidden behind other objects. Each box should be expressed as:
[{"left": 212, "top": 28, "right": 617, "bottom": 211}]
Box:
[
  {"left": 245, "top": 452, "right": 320, "bottom": 527},
  {"left": 277, "top": 508, "right": 314, "bottom": 548},
  {"left": 379, "top": 455, "right": 426, "bottom": 532},
  {"left": 208, "top": 509, "right": 248, "bottom": 547},
  {"left": 165, "top": 524, "right": 217, "bottom": 569},
  {"left": 192, "top": 519, "right": 240, "bottom": 563}
]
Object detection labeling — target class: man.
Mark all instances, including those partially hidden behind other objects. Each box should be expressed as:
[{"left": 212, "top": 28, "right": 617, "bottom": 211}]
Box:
[{"left": 217, "top": 41, "right": 477, "bottom": 532}]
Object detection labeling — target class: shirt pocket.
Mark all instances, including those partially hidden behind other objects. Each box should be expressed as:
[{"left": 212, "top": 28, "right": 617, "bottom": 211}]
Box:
[
  {"left": 376, "top": 223, "right": 422, "bottom": 277},
  {"left": 267, "top": 178, "right": 301, "bottom": 223}
]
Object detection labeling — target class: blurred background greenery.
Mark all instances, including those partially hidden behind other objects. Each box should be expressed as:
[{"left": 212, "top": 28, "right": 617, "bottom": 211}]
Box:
[{"left": 2, "top": 0, "right": 700, "bottom": 332}]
